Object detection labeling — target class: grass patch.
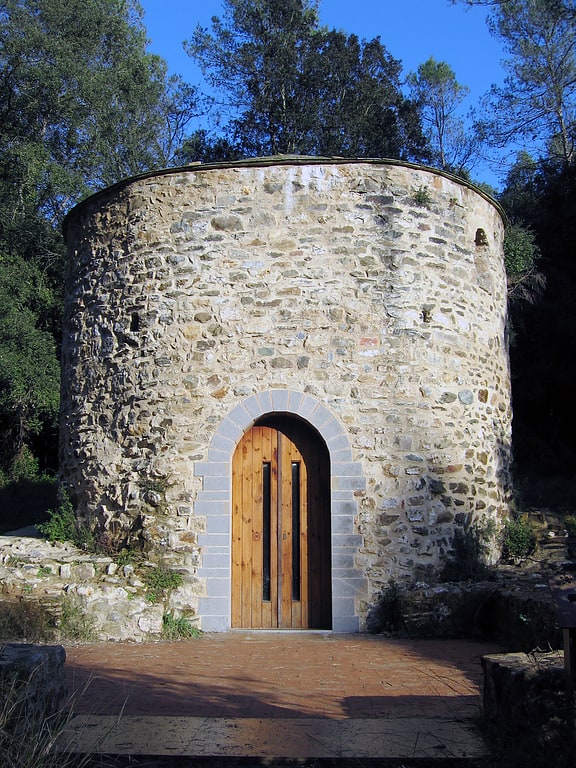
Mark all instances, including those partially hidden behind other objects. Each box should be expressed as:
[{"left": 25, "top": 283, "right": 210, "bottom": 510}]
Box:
[
  {"left": 59, "top": 596, "right": 97, "bottom": 642},
  {"left": 0, "top": 667, "right": 117, "bottom": 768},
  {"left": 161, "top": 613, "right": 202, "bottom": 640},
  {"left": 0, "top": 597, "right": 96, "bottom": 643},
  {"left": 0, "top": 600, "right": 56, "bottom": 643}
]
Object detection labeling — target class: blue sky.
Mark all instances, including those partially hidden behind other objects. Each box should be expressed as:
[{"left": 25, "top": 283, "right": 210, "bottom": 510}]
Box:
[{"left": 139, "top": 0, "right": 508, "bottom": 185}]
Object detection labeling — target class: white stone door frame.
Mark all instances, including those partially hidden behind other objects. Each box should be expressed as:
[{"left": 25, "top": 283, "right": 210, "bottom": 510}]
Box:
[{"left": 195, "top": 390, "right": 367, "bottom": 632}]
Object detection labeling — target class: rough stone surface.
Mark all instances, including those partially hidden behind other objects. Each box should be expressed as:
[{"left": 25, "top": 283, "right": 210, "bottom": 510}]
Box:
[
  {"left": 61, "top": 157, "right": 512, "bottom": 630},
  {"left": 0, "top": 534, "right": 169, "bottom": 641},
  {"left": 482, "top": 651, "right": 567, "bottom": 723},
  {"left": 0, "top": 643, "right": 66, "bottom": 722},
  {"left": 370, "top": 576, "right": 559, "bottom": 649},
  {"left": 481, "top": 651, "right": 574, "bottom": 767}
]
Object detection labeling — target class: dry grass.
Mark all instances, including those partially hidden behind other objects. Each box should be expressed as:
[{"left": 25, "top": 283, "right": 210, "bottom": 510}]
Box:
[{"left": 0, "top": 666, "right": 120, "bottom": 768}]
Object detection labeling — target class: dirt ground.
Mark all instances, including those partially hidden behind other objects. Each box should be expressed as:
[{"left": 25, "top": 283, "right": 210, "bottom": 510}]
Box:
[{"left": 64, "top": 632, "right": 500, "bottom": 720}]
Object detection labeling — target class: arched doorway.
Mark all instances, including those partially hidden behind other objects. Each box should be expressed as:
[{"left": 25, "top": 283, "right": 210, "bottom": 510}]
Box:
[{"left": 231, "top": 415, "right": 331, "bottom": 629}]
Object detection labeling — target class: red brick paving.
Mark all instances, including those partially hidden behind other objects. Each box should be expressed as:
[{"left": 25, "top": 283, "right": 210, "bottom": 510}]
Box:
[{"left": 64, "top": 633, "right": 499, "bottom": 720}]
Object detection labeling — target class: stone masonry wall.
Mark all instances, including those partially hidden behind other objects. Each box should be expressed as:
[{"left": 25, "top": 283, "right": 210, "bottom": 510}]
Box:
[{"left": 61, "top": 157, "right": 511, "bottom": 630}]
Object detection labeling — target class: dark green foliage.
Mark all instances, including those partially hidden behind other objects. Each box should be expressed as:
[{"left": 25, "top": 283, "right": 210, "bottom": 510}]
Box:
[
  {"left": 0, "top": 256, "right": 61, "bottom": 466},
  {"left": 503, "top": 224, "right": 540, "bottom": 283},
  {"left": 0, "top": 0, "right": 199, "bottom": 497},
  {"left": 37, "top": 488, "right": 93, "bottom": 549},
  {"left": 184, "top": 0, "right": 429, "bottom": 161},
  {"left": 564, "top": 515, "right": 576, "bottom": 536},
  {"left": 502, "top": 516, "right": 537, "bottom": 561}
]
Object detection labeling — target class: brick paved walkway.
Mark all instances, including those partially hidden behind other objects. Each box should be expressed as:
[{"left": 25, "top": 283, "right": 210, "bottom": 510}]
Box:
[{"left": 64, "top": 633, "right": 498, "bottom": 720}]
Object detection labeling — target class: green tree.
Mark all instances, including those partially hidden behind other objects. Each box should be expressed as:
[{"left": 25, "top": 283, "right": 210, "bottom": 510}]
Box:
[
  {"left": 184, "top": 0, "right": 428, "bottom": 161},
  {"left": 499, "top": 151, "right": 543, "bottom": 299},
  {"left": 0, "top": 0, "right": 199, "bottom": 483},
  {"left": 312, "top": 32, "right": 428, "bottom": 160},
  {"left": 498, "top": 152, "right": 576, "bottom": 505},
  {"left": 407, "top": 57, "right": 477, "bottom": 174},
  {"left": 457, "top": 0, "right": 576, "bottom": 166},
  {"left": 0, "top": 256, "right": 60, "bottom": 462},
  {"left": 0, "top": 0, "right": 199, "bottom": 211}
]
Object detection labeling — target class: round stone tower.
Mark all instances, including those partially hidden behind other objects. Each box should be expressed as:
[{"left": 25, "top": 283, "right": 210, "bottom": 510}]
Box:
[{"left": 61, "top": 157, "right": 511, "bottom": 631}]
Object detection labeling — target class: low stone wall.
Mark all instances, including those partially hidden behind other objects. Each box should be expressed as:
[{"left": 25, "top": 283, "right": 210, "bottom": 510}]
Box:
[
  {"left": 483, "top": 651, "right": 567, "bottom": 723},
  {"left": 482, "top": 651, "right": 573, "bottom": 765},
  {"left": 401, "top": 580, "right": 558, "bottom": 649},
  {"left": 0, "top": 643, "right": 67, "bottom": 723},
  {"left": 0, "top": 533, "right": 178, "bottom": 641}
]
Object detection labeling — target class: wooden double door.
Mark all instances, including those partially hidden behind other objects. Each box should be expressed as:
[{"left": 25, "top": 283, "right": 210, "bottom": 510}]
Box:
[{"left": 232, "top": 416, "right": 331, "bottom": 629}]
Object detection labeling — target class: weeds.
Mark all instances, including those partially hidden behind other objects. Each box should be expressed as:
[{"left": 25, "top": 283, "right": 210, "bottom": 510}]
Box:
[
  {"left": 161, "top": 612, "right": 202, "bottom": 640},
  {"left": 0, "top": 667, "right": 106, "bottom": 768},
  {"left": 59, "top": 596, "right": 96, "bottom": 642},
  {"left": 0, "top": 600, "right": 56, "bottom": 643},
  {"left": 143, "top": 566, "right": 183, "bottom": 604},
  {"left": 413, "top": 185, "right": 431, "bottom": 207}
]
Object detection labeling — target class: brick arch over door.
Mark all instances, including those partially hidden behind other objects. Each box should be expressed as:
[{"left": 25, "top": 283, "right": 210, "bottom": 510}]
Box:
[{"left": 195, "top": 390, "right": 368, "bottom": 632}]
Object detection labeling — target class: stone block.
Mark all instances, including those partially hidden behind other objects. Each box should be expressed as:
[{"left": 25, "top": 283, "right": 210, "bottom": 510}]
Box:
[{"left": 0, "top": 644, "right": 66, "bottom": 721}]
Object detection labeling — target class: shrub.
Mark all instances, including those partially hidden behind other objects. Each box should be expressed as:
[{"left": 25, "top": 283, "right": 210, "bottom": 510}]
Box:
[
  {"left": 9, "top": 447, "right": 42, "bottom": 483},
  {"left": 367, "top": 578, "right": 403, "bottom": 633},
  {"left": 37, "top": 490, "right": 93, "bottom": 550},
  {"left": 502, "top": 515, "right": 537, "bottom": 562},
  {"left": 564, "top": 515, "right": 576, "bottom": 537}
]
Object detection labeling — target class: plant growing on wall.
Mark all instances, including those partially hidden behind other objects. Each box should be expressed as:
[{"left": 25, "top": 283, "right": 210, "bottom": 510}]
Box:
[
  {"left": 143, "top": 566, "right": 184, "bottom": 604},
  {"left": 37, "top": 489, "right": 93, "bottom": 550}
]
